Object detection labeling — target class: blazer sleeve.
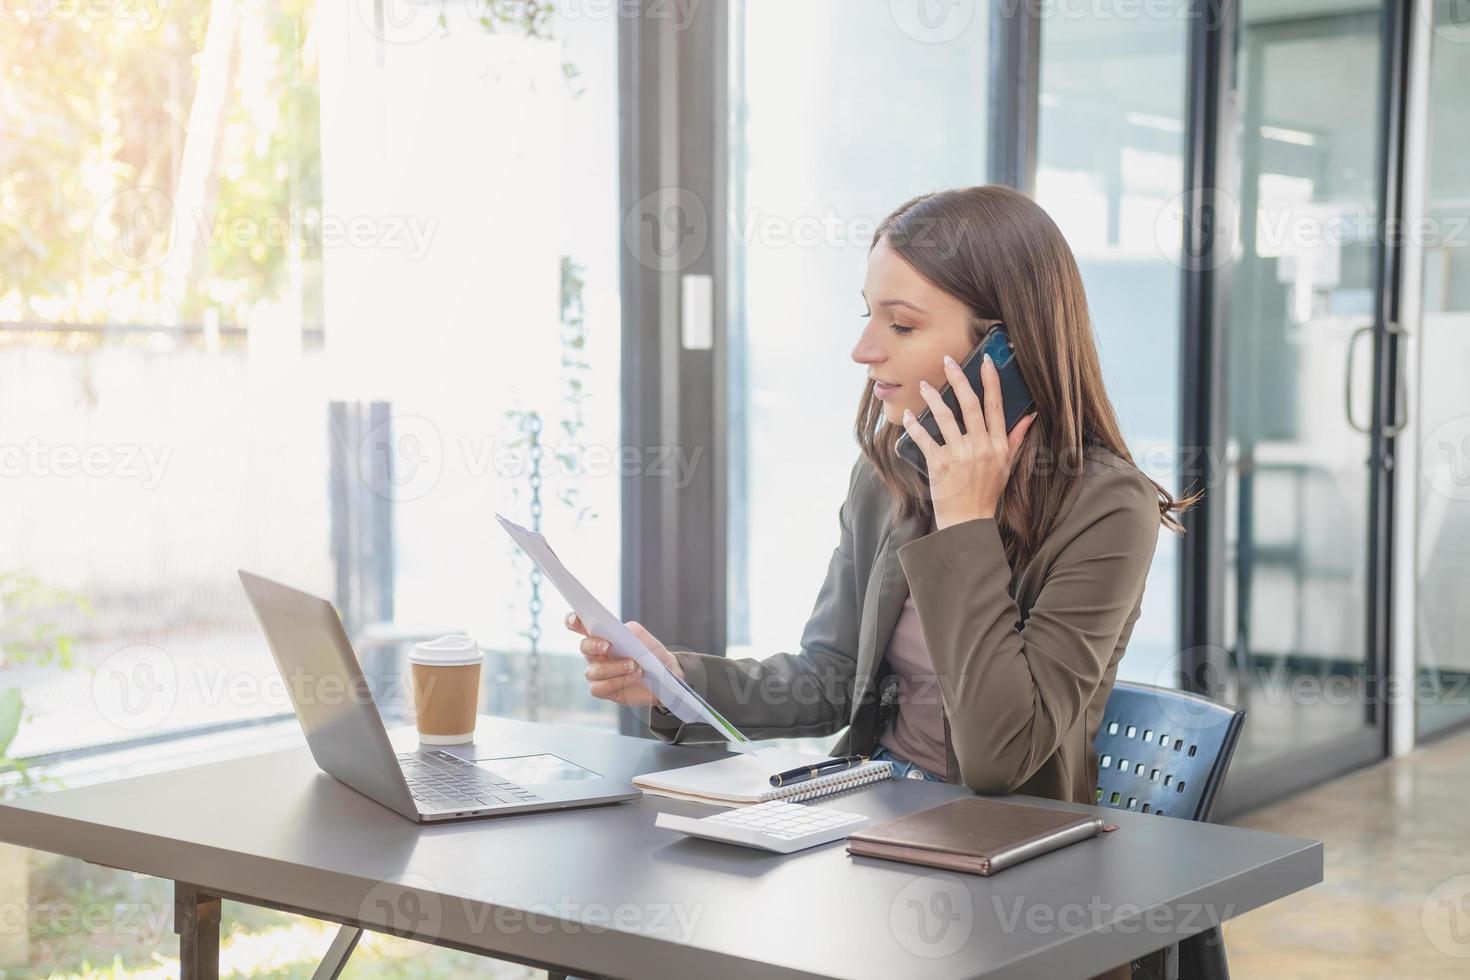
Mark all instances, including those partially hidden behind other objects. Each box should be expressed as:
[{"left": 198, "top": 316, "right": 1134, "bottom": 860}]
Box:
[
  {"left": 639, "top": 459, "right": 866, "bottom": 744},
  {"left": 895, "top": 465, "right": 1161, "bottom": 795}
]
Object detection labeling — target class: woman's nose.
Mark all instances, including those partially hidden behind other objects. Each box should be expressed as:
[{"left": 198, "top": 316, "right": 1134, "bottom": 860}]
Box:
[{"left": 851, "top": 330, "right": 885, "bottom": 365}]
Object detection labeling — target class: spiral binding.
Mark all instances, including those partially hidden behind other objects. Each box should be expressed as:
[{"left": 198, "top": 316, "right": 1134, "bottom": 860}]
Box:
[{"left": 761, "top": 761, "right": 894, "bottom": 803}]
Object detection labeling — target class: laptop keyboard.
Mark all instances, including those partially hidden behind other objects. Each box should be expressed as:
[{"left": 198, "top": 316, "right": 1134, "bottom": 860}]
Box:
[{"left": 398, "top": 749, "right": 542, "bottom": 811}]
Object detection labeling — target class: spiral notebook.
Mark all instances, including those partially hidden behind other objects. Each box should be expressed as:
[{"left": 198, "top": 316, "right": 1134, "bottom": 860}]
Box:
[{"left": 633, "top": 749, "right": 893, "bottom": 805}]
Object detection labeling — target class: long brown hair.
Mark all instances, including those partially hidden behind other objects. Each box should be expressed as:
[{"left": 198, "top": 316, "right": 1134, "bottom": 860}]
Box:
[{"left": 855, "top": 184, "right": 1201, "bottom": 570}]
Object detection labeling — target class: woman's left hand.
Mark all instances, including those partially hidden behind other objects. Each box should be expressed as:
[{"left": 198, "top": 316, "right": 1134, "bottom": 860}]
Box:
[{"left": 901, "top": 352, "right": 1038, "bottom": 530}]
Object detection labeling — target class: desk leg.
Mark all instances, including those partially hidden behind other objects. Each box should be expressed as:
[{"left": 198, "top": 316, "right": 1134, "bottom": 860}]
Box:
[
  {"left": 1127, "top": 941, "right": 1180, "bottom": 980},
  {"left": 173, "top": 882, "right": 220, "bottom": 980},
  {"left": 310, "top": 925, "right": 363, "bottom": 980},
  {"left": 170, "top": 880, "right": 581, "bottom": 979}
]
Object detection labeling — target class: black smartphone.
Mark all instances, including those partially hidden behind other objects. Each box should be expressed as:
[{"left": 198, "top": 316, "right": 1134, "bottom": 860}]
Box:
[{"left": 894, "top": 324, "right": 1035, "bottom": 478}]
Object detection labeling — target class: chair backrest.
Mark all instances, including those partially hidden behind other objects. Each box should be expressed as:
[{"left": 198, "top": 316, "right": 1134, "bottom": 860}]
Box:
[{"left": 1094, "top": 681, "right": 1245, "bottom": 822}]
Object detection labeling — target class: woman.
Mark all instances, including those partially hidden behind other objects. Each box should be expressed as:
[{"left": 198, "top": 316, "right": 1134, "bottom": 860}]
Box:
[{"left": 568, "top": 184, "right": 1197, "bottom": 806}]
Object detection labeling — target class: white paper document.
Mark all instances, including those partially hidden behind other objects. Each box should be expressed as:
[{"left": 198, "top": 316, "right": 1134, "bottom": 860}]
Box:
[{"left": 495, "top": 514, "right": 755, "bottom": 753}]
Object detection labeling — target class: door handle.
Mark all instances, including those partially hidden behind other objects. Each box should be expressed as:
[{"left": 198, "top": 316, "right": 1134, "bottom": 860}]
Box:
[
  {"left": 1382, "top": 320, "right": 1409, "bottom": 438},
  {"left": 1344, "top": 321, "right": 1410, "bottom": 437},
  {"left": 1345, "top": 325, "right": 1372, "bottom": 434}
]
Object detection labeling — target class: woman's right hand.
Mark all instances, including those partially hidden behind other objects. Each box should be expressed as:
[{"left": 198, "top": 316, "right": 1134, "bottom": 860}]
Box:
[{"left": 566, "top": 612, "right": 686, "bottom": 708}]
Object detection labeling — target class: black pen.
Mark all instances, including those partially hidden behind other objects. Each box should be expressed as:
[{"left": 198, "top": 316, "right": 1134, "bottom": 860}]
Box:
[{"left": 769, "top": 755, "right": 868, "bottom": 787}]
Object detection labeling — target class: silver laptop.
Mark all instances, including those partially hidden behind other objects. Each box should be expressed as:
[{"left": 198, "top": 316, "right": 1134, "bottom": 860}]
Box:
[{"left": 238, "top": 570, "right": 641, "bottom": 822}]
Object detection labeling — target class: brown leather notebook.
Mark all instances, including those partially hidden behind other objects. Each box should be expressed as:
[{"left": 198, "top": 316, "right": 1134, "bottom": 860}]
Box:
[{"left": 846, "top": 798, "right": 1116, "bottom": 876}]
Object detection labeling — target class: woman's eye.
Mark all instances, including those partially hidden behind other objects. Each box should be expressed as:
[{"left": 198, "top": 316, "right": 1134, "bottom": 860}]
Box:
[{"left": 890, "top": 324, "right": 915, "bottom": 336}]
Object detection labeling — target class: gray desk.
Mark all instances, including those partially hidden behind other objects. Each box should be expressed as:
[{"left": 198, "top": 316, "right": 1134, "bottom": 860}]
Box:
[{"left": 0, "top": 716, "right": 1321, "bottom": 979}]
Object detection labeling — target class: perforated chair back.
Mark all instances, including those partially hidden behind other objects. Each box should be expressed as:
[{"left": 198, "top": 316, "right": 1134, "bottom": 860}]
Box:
[
  {"left": 1094, "top": 681, "right": 1245, "bottom": 822},
  {"left": 1095, "top": 682, "right": 1245, "bottom": 980}
]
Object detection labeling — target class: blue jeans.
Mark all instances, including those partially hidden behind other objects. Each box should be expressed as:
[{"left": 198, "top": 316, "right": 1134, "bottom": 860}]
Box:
[{"left": 870, "top": 743, "right": 947, "bottom": 782}]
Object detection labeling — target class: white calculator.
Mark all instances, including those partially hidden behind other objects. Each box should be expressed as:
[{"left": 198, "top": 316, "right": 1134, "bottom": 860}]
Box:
[{"left": 655, "top": 800, "right": 870, "bottom": 853}]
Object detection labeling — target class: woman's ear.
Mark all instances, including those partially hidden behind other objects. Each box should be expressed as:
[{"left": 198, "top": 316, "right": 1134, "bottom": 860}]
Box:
[{"left": 968, "top": 315, "right": 1002, "bottom": 346}]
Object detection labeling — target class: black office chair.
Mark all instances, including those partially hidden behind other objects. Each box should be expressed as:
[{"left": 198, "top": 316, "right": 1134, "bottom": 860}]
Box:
[{"left": 1095, "top": 681, "right": 1246, "bottom": 980}]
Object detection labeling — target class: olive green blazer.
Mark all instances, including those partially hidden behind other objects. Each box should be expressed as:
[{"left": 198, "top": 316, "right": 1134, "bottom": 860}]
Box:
[{"left": 643, "top": 444, "right": 1162, "bottom": 806}]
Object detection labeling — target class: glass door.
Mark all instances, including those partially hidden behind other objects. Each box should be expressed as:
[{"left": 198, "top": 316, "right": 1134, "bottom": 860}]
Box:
[
  {"left": 1413, "top": 4, "right": 1470, "bottom": 738},
  {"left": 1216, "top": 0, "right": 1400, "bottom": 797}
]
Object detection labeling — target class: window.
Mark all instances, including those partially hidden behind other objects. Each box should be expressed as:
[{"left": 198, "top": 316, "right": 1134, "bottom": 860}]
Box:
[
  {"left": 726, "top": 0, "right": 991, "bottom": 661},
  {"left": 1034, "top": 5, "right": 1189, "bottom": 688},
  {"left": 0, "top": 0, "right": 623, "bottom": 760}
]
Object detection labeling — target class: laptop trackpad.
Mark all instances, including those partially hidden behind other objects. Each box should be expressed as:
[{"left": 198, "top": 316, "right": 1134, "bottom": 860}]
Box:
[{"left": 473, "top": 752, "right": 601, "bottom": 784}]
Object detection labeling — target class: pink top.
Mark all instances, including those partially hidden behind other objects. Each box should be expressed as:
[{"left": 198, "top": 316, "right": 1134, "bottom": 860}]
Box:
[{"left": 876, "top": 521, "right": 950, "bottom": 780}]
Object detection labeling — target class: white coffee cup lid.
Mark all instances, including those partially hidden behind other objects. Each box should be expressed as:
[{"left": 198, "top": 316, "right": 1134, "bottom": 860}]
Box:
[{"left": 409, "top": 634, "right": 483, "bottom": 666}]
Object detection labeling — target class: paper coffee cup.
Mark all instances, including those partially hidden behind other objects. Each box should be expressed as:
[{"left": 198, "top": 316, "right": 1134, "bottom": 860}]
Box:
[{"left": 408, "top": 635, "right": 483, "bottom": 744}]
